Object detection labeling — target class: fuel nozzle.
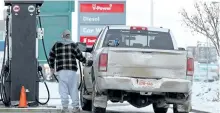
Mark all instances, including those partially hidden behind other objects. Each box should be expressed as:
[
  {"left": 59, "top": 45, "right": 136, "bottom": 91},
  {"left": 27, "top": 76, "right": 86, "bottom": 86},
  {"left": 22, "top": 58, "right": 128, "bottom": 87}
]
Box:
[
  {"left": 36, "top": 6, "right": 41, "bottom": 15},
  {"left": 38, "top": 66, "right": 43, "bottom": 72}
]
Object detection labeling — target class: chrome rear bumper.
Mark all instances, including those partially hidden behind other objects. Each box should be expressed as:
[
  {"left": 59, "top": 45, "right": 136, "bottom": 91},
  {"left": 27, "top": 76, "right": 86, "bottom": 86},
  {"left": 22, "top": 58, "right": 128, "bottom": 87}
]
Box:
[{"left": 97, "top": 76, "right": 192, "bottom": 93}]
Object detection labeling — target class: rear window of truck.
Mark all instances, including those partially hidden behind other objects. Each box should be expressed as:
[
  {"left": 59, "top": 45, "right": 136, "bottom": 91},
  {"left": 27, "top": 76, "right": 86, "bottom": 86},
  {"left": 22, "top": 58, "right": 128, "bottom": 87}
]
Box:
[{"left": 102, "top": 29, "right": 174, "bottom": 50}]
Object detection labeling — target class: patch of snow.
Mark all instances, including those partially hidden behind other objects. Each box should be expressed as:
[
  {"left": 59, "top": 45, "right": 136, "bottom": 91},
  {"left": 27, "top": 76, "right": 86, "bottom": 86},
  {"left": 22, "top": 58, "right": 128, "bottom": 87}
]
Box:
[
  {"left": 192, "top": 81, "right": 220, "bottom": 113},
  {"left": 107, "top": 103, "right": 176, "bottom": 113},
  {"left": 192, "top": 101, "right": 220, "bottom": 113},
  {"left": 192, "top": 81, "right": 219, "bottom": 102},
  {"left": 191, "top": 62, "right": 220, "bottom": 112}
]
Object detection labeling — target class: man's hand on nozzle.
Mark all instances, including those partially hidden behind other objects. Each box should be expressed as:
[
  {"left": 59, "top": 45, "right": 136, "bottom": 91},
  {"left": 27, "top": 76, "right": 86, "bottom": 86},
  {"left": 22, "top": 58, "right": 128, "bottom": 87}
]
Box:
[
  {"left": 84, "top": 60, "right": 93, "bottom": 67},
  {"left": 82, "top": 58, "right": 86, "bottom": 63},
  {"left": 85, "top": 60, "right": 89, "bottom": 64},
  {"left": 82, "top": 59, "right": 87, "bottom": 66}
]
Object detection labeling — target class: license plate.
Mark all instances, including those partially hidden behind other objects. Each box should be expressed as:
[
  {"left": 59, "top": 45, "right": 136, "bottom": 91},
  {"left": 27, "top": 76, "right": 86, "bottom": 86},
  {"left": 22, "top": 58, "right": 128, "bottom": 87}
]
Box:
[{"left": 137, "top": 79, "right": 159, "bottom": 88}]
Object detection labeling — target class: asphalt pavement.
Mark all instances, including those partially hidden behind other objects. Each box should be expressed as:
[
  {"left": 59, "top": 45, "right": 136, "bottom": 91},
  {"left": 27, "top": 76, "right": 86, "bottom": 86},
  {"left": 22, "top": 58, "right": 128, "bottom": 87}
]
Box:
[
  {"left": 0, "top": 109, "right": 206, "bottom": 113},
  {"left": 0, "top": 102, "right": 209, "bottom": 113}
]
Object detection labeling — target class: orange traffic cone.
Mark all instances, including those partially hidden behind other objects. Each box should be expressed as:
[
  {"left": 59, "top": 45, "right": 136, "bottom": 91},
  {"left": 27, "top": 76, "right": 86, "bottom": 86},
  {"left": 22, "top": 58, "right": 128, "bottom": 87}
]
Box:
[{"left": 18, "top": 86, "right": 27, "bottom": 108}]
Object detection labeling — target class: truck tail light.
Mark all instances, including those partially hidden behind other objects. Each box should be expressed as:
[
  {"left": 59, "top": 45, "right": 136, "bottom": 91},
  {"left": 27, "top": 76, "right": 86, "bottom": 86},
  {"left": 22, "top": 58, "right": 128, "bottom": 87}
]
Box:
[
  {"left": 130, "top": 26, "right": 148, "bottom": 31},
  {"left": 187, "top": 58, "right": 194, "bottom": 76},
  {"left": 99, "top": 53, "right": 108, "bottom": 72}
]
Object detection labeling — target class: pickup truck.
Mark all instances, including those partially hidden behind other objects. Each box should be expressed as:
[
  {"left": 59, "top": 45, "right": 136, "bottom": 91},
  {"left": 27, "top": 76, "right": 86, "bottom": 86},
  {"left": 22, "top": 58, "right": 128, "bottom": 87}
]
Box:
[{"left": 79, "top": 25, "right": 194, "bottom": 113}]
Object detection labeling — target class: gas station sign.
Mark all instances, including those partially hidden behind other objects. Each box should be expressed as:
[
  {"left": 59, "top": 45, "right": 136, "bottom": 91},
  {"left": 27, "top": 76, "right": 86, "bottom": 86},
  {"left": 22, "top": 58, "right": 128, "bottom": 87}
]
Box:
[
  {"left": 79, "top": 13, "right": 126, "bottom": 25},
  {"left": 78, "top": 0, "right": 126, "bottom": 46},
  {"left": 80, "top": 25, "right": 104, "bottom": 36},
  {"left": 80, "top": 36, "right": 97, "bottom": 46},
  {"left": 80, "top": 3, "right": 125, "bottom": 13}
]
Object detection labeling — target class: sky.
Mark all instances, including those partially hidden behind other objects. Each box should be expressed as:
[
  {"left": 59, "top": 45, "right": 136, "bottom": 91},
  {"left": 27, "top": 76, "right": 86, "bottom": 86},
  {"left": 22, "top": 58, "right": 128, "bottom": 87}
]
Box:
[{"left": 0, "top": 0, "right": 218, "bottom": 48}]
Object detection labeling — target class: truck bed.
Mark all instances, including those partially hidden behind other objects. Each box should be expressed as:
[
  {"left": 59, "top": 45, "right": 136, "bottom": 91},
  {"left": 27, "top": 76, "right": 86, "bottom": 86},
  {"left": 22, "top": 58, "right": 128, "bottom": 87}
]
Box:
[{"left": 106, "top": 48, "right": 187, "bottom": 79}]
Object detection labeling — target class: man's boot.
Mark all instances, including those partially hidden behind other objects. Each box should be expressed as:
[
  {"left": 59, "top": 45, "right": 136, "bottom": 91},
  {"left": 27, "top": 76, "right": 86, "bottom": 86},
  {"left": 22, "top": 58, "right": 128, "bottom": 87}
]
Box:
[
  {"left": 71, "top": 107, "right": 80, "bottom": 113},
  {"left": 61, "top": 107, "right": 69, "bottom": 113}
]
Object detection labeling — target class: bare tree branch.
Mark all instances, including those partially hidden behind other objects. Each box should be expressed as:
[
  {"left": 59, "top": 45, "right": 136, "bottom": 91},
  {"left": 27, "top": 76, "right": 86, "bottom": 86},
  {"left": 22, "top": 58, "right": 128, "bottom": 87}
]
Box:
[
  {"left": 180, "top": 1, "right": 220, "bottom": 56},
  {"left": 204, "top": 3, "right": 220, "bottom": 49}
]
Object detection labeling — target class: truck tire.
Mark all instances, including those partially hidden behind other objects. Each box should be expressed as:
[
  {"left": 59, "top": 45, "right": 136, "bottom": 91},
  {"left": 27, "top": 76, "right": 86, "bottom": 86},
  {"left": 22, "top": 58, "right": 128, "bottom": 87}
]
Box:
[
  {"left": 153, "top": 103, "right": 168, "bottom": 113},
  {"left": 80, "top": 80, "right": 92, "bottom": 111},
  {"left": 81, "top": 95, "right": 92, "bottom": 111},
  {"left": 92, "top": 82, "right": 106, "bottom": 113},
  {"left": 173, "top": 104, "right": 189, "bottom": 113},
  {"left": 92, "top": 106, "right": 106, "bottom": 113}
]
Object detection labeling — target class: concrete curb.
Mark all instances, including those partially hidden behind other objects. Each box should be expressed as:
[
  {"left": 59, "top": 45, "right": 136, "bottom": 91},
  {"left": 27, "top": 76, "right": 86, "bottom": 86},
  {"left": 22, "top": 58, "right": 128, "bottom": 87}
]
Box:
[
  {"left": 109, "top": 103, "right": 211, "bottom": 113},
  {"left": 169, "top": 106, "right": 211, "bottom": 113},
  {"left": 191, "top": 109, "right": 211, "bottom": 113}
]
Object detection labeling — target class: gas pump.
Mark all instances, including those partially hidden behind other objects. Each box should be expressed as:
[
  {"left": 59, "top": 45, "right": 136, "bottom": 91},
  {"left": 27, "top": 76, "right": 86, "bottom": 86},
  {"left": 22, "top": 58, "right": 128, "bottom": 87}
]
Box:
[
  {"left": 0, "top": 0, "right": 85, "bottom": 108},
  {"left": 0, "top": 0, "right": 46, "bottom": 107}
]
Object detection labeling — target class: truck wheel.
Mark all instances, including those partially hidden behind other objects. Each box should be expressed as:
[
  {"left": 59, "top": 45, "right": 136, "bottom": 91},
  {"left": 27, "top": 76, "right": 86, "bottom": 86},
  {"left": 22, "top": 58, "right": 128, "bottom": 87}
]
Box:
[
  {"left": 91, "top": 82, "right": 106, "bottom": 113},
  {"left": 80, "top": 80, "right": 92, "bottom": 111},
  {"left": 173, "top": 104, "right": 189, "bottom": 113},
  {"left": 153, "top": 103, "right": 168, "bottom": 113}
]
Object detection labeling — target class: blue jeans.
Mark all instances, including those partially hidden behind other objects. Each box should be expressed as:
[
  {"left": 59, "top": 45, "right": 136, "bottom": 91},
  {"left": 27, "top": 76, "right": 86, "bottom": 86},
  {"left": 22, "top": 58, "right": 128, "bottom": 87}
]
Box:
[{"left": 57, "top": 70, "right": 79, "bottom": 108}]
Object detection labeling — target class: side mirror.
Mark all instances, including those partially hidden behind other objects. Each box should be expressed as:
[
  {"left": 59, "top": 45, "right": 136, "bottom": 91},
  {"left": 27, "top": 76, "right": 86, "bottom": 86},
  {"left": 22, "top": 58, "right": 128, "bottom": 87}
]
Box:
[
  {"left": 76, "top": 42, "right": 93, "bottom": 53},
  {"left": 76, "top": 42, "right": 87, "bottom": 52},
  {"left": 86, "top": 48, "right": 93, "bottom": 53},
  {"left": 86, "top": 60, "right": 93, "bottom": 67}
]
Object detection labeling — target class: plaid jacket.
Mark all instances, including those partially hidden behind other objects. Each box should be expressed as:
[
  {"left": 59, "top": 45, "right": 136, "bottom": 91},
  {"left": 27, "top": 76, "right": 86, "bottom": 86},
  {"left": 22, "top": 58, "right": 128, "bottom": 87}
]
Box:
[{"left": 48, "top": 41, "right": 86, "bottom": 72}]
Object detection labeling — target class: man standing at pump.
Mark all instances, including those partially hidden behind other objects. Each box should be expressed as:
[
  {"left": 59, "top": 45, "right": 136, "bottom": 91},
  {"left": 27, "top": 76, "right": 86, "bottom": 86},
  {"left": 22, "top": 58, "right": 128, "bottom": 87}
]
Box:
[{"left": 48, "top": 29, "right": 87, "bottom": 113}]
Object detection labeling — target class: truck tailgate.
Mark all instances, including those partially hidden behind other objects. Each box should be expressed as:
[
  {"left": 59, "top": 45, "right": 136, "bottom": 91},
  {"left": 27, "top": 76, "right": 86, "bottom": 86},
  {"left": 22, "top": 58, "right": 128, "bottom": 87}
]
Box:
[{"left": 106, "top": 48, "right": 187, "bottom": 79}]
